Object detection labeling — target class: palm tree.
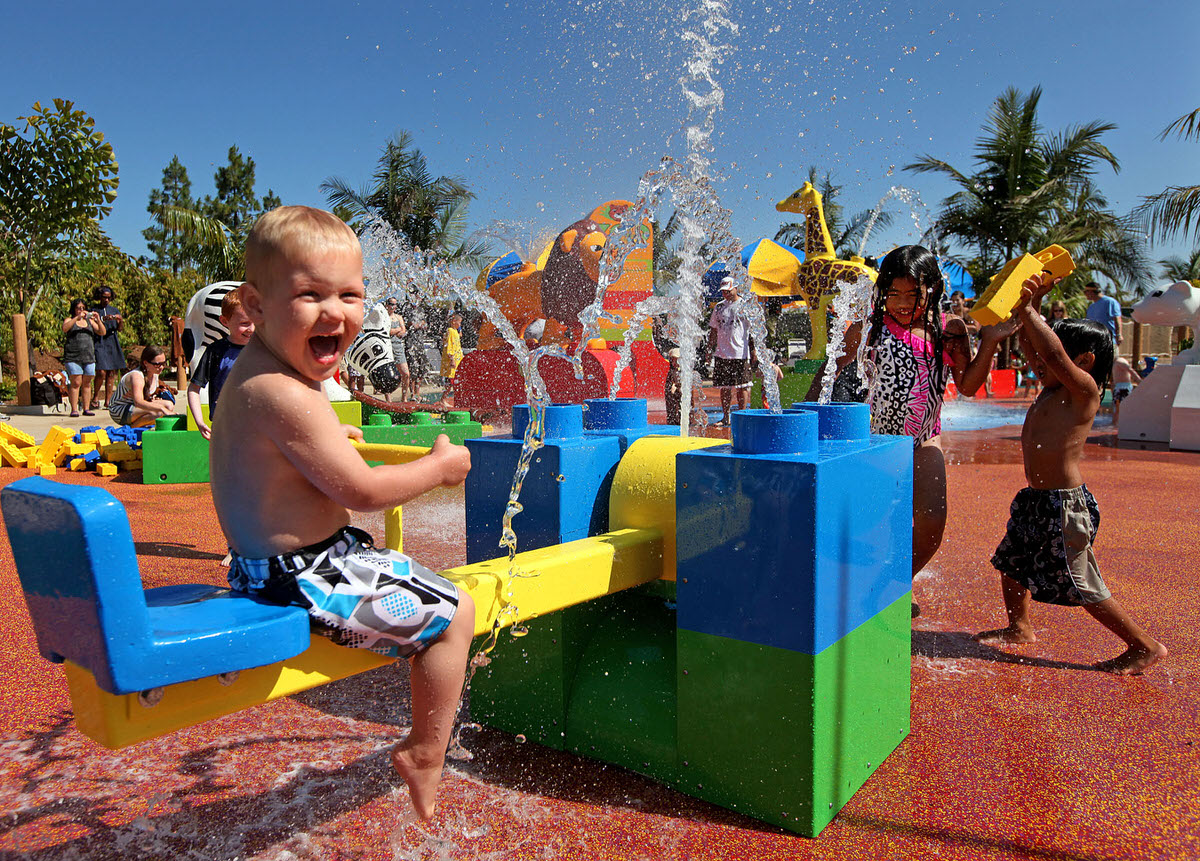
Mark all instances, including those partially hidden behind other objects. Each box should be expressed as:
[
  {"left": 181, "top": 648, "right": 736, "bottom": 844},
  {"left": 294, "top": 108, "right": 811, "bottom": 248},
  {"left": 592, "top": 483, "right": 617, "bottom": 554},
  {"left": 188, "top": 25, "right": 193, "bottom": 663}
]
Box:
[
  {"left": 1160, "top": 246, "right": 1200, "bottom": 283},
  {"left": 774, "top": 167, "right": 894, "bottom": 257},
  {"left": 906, "top": 86, "right": 1146, "bottom": 294},
  {"left": 322, "top": 131, "right": 489, "bottom": 271},
  {"left": 150, "top": 205, "right": 240, "bottom": 282},
  {"left": 1132, "top": 108, "right": 1200, "bottom": 244}
]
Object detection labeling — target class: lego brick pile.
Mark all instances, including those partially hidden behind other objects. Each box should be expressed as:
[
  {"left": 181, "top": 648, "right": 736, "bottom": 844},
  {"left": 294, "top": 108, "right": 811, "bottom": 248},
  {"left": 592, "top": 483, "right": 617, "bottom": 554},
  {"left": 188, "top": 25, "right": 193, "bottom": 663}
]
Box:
[{"left": 0, "top": 423, "right": 144, "bottom": 477}]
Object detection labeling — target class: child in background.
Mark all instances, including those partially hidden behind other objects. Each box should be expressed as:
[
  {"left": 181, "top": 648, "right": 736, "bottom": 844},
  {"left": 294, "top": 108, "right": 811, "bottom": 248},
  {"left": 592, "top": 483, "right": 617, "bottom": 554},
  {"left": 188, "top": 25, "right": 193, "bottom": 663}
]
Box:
[
  {"left": 819, "top": 245, "right": 1018, "bottom": 616},
  {"left": 108, "top": 346, "right": 176, "bottom": 427},
  {"left": 209, "top": 207, "right": 475, "bottom": 819},
  {"left": 1110, "top": 356, "right": 1141, "bottom": 422},
  {"left": 976, "top": 275, "right": 1166, "bottom": 675},
  {"left": 1012, "top": 348, "right": 1040, "bottom": 398},
  {"left": 438, "top": 312, "right": 464, "bottom": 405},
  {"left": 186, "top": 289, "right": 255, "bottom": 440}
]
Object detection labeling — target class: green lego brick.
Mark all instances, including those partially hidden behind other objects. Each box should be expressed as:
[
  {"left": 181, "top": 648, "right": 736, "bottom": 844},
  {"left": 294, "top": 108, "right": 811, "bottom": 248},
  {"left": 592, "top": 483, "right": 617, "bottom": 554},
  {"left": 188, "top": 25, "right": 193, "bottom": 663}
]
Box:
[
  {"left": 471, "top": 587, "right": 679, "bottom": 779},
  {"left": 141, "top": 427, "right": 210, "bottom": 485},
  {"left": 185, "top": 399, "right": 361, "bottom": 431},
  {"left": 676, "top": 591, "right": 911, "bottom": 836},
  {"left": 469, "top": 613, "right": 570, "bottom": 750},
  {"left": 563, "top": 589, "right": 677, "bottom": 781},
  {"left": 360, "top": 420, "right": 483, "bottom": 448}
]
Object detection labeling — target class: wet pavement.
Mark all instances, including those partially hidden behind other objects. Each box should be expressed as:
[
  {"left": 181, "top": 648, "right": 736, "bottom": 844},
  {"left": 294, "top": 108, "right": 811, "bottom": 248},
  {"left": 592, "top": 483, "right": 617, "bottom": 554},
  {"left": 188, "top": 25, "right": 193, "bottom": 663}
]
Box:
[{"left": 1, "top": 398, "right": 1196, "bottom": 860}]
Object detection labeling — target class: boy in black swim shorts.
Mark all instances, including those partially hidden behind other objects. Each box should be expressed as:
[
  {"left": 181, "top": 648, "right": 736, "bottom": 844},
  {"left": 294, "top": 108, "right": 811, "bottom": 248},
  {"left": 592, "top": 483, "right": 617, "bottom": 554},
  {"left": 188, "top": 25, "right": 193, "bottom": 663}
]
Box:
[
  {"left": 209, "top": 206, "right": 476, "bottom": 819},
  {"left": 974, "top": 274, "right": 1166, "bottom": 675}
]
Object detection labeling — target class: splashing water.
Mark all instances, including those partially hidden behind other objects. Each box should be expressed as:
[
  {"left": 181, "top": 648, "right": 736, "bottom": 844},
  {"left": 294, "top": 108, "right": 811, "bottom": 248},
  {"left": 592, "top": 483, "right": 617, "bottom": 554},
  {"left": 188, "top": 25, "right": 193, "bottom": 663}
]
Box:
[
  {"left": 817, "top": 272, "right": 876, "bottom": 403},
  {"left": 857, "top": 185, "right": 928, "bottom": 258}
]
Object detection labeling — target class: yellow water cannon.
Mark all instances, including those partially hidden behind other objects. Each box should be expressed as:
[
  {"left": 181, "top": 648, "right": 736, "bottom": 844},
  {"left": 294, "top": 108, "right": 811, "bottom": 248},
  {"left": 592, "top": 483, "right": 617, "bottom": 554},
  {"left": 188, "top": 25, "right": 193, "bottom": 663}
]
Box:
[{"left": 969, "top": 245, "right": 1074, "bottom": 326}]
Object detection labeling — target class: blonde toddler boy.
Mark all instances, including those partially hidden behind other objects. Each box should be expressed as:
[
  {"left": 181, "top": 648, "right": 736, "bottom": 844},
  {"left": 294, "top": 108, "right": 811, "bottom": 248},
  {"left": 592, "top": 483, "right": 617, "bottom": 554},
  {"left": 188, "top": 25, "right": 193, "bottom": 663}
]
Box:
[{"left": 209, "top": 206, "right": 476, "bottom": 818}]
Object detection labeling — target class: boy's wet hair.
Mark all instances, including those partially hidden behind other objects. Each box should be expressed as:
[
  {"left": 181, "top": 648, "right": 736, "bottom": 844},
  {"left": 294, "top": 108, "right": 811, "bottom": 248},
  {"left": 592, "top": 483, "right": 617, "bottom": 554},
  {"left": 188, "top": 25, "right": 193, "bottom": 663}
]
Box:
[
  {"left": 245, "top": 206, "right": 360, "bottom": 285},
  {"left": 1051, "top": 318, "right": 1114, "bottom": 391},
  {"left": 220, "top": 288, "right": 244, "bottom": 319},
  {"left": 866, "top": 244, "right": 947, "bottom": 379}
]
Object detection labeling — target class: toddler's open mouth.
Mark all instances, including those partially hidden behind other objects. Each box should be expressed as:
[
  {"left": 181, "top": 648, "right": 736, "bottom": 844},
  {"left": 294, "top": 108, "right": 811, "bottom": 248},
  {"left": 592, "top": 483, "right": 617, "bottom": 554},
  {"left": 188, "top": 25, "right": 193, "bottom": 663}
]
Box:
[{"left": 309, "top": 335, "right": 340, "bottom": 363}]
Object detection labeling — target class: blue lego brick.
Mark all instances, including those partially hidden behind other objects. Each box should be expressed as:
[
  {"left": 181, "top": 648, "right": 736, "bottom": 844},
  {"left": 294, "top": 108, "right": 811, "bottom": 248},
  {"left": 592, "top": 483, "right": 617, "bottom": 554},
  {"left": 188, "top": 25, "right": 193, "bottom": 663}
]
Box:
[
  {"left": 675, "top": 408, "right": 912, "bottom": 655},
  {"left": 464, "top": 404, "right": 623, "bottom": 562},
  {"left": 582, "top": 397, "right": 661, "bottom": 453}
]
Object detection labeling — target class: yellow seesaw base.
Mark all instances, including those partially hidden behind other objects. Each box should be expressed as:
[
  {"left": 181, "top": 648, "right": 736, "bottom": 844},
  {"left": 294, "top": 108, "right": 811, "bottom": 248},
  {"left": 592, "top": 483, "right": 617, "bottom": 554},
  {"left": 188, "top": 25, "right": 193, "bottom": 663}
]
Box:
[{"left": 64, "top": 527, "right": 663, "bottom": 749}]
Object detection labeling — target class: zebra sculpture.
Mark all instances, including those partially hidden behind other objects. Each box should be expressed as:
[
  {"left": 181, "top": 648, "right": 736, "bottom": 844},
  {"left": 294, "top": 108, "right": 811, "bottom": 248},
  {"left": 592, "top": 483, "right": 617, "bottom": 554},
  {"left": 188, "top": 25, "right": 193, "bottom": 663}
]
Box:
[{"left": 182, "top": 282, "right": 401, "bottom": 400}]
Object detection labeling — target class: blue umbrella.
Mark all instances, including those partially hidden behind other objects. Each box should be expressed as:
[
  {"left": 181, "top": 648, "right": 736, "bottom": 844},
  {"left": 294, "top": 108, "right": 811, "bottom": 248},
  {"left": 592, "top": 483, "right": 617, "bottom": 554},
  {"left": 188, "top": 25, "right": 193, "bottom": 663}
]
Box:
[
  {"left": 480, "top": 251, "right": 525, "bottom": 290},
  {"left": 939, "top": 257, "right": 974, "bottom": 295}
]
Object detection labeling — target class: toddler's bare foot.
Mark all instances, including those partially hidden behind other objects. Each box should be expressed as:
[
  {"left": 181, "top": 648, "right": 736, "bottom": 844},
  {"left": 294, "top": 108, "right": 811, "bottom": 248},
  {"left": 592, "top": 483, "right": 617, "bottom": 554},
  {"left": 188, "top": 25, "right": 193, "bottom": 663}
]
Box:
[
  {"left": 391, "top": 742, "right": 445, "bottom": 820},
  {"left": 974, "top": 625, "right": 1036, "bottom": 645},
  {"left": 1095, "top": 642, "right": 1168, "bottom": 676}
]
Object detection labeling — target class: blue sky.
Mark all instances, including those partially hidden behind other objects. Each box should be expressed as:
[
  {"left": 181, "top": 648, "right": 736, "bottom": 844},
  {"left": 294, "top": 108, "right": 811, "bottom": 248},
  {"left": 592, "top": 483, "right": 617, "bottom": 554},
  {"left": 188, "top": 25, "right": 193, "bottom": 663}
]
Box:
[{"left": 4, "top": 0, "right": 1197, "bottom": 285}]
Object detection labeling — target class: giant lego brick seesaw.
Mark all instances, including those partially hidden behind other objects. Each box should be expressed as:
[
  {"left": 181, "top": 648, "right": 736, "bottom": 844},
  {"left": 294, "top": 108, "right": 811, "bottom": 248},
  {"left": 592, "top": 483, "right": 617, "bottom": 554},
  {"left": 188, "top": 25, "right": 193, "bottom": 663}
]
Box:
[{"left": 2, "top": 398, "right": 912, "bottom": 837}]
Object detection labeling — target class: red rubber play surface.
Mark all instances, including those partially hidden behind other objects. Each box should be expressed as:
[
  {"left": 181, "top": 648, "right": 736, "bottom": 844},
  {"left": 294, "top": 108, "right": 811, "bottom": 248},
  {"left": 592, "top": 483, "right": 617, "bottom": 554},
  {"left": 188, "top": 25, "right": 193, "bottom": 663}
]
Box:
[{"left": 1, "top": 412, "right": 1197, "bottom": 860}]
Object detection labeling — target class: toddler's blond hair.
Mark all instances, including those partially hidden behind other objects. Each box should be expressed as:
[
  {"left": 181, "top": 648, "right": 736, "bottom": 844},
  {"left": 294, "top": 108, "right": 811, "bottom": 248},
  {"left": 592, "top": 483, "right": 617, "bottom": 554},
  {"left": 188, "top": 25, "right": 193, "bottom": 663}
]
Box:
[{"left": 245, "top": 206, "right": 360, "bottom": 286}]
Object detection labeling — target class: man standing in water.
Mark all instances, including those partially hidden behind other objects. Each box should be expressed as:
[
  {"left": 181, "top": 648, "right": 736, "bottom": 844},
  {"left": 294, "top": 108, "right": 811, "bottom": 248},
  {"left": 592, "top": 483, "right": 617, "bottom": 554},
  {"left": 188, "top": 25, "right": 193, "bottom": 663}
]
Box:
[{"left": 708, "top": 277, "right": 752, "bottom": 426}]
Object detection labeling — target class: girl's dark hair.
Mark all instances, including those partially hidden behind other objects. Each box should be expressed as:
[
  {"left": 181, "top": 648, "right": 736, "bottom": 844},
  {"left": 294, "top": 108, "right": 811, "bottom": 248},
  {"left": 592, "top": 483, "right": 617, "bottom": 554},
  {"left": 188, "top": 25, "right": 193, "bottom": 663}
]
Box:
[
  {"left": 866, "top": 245, "right": 947, "bottom": 380},
  {"left": 1050, "top": 318, "right": 1114, "bottom": 393},
  {"left": 141, "top": 345, "right": 166, "bottom": 366},
  {"left": 69, "top": 298, "right": 87, "bottom": 315}
]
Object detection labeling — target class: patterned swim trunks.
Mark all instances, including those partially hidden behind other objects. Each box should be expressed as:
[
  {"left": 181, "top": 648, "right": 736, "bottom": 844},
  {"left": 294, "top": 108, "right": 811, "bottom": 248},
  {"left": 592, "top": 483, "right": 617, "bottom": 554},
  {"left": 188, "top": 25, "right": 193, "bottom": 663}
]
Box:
[
  {"left": 990, "top": 486, "right": 1111, "bottom": 606},
  {"left": 228, "top": 526, "right": 459, "bottom": 658}
]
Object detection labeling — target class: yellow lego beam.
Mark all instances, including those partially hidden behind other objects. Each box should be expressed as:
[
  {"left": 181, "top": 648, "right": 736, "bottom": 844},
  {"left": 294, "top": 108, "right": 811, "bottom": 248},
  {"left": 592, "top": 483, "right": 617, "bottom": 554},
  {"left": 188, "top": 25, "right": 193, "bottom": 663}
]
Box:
[{"left": 60, "top": 527, "right": 663, "bottom": 749}]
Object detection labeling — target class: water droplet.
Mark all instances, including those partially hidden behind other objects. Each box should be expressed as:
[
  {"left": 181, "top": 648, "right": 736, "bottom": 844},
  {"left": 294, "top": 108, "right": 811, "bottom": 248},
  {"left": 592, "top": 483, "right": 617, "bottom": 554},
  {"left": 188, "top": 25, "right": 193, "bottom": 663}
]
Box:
[{"left": 515, "top": 734, "right": 526, "bottom": 743}]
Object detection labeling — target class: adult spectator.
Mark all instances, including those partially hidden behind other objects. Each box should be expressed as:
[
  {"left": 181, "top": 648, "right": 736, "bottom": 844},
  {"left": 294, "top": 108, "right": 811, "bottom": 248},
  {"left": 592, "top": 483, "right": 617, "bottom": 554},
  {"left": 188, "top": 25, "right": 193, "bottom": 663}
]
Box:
[
  {"left": 707, "top": 278, "right": 753, "bottom": 426},
  {"left": 651, "top": 313, "right": 682, "bottom": 425},
  {"left": 62, "top": 298, "right": 105, "bottom": 417},
  {"left": 1084, "top": 282, "right": 1123, "bottom": 349},
  {"left": 402, "top": 289, "right": 430, "bottom": 395},
  {"left": 1046, "top": 300, "right": 1068, "bottom": 324},
  {"left": 89, "top": 285, "right": 125, "bottom": 410},
  {"left": 385, "top": 296, "right": 413, "bottom": 402}
]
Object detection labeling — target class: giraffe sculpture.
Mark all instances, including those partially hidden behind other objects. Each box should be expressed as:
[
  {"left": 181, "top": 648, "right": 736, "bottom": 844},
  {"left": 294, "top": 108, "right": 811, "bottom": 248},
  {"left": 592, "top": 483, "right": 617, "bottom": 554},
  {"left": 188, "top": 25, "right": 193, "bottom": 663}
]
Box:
[{"left": 776, "top": 183, "right": 878, "bottom": 360}]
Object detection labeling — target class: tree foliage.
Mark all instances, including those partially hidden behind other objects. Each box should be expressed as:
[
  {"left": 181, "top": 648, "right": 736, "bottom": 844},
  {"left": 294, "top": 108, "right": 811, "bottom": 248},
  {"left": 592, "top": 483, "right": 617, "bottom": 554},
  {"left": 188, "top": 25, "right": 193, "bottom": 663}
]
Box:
[
  {"left": 907, "top": 86, "right": 1147, "bottom": 301},
  {"left": 0, "top": 99, "right": 119, "bottom": 314},
  {"left": 142, "top": 155, "right": 195, "bottom": 274},
  {"left": 143, "top": 147, "right": 281, "bottom": 282},
  {"left": 322, "top": 130, "right": 490, "bottom": 270},
  {"left": 1131, "top": 107, "right": 1200, "bottom": 245}
]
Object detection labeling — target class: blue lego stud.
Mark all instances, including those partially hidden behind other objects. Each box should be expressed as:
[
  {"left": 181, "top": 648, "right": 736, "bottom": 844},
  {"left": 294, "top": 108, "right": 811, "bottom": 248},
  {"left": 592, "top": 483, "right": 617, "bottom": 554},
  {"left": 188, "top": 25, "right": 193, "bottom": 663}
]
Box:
[
  {"left": 730, "top": 408, "right": 817, "bottom": 454},
  {"left": 583, "top": 397, "right": 647, "bottom": 431},
  {"left": 512, "top": 402, "right": 584, "bottom": 440},
  {"left": 791, "top": 401, "right": 871, "bottom": 441}
]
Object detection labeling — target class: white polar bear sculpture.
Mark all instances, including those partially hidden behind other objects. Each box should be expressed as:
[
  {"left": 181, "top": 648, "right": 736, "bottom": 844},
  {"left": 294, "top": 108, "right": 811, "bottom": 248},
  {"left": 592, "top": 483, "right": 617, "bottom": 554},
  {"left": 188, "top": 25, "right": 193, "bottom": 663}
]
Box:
[{"left": 1130, "top": 280, "right": 1200, "bottom": 365}]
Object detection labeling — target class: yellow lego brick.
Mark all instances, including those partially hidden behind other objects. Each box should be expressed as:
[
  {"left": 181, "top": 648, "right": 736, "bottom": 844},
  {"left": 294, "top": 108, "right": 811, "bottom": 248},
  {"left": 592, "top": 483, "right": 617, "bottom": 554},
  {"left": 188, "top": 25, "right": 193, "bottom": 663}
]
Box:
[
  {"left": 96, "top": 462, "right": 119, "bottom": 477},
  {"left": 101, "top": 442, "right": 136, "bottom": 462},
  {"left": 118, "top": 459, "right": 143, "bottom": 472},
  {"left": 69, "top": 458, "right": 89, "bottom": 472},
  {"left": 66, "top": 442, "right": 95, "bottom": 456},
  {"left": 0, "top": 440, "right": 28, "bottom": 467},
  {"left": 38, "top": 426, "right": 73, "bottom": 463},
  {"left": 37, "top": 463, "right": 57, "bottom": 476},
  {"left": 81, "top": 432, "right": 98, "bottom": 443},
  {"left": 52, "top": 442, "right": 74, "bottom": 467},
  {"left": 94, "top": 428, "right": 111, "bottom": 448},
  {"left": 0, "top": 423, "right": 35, "bottom": 447}
]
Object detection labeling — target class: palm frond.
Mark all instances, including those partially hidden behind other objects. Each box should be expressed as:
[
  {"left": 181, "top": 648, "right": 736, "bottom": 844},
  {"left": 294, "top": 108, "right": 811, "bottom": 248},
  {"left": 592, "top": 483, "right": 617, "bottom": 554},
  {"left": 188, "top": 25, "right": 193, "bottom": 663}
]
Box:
[
  {"left": 1161, "top": 108, "right": 1200, "bottom": 142},
  {"left": 1131, "top": 185, "right": 1200, "bottom": 244}
]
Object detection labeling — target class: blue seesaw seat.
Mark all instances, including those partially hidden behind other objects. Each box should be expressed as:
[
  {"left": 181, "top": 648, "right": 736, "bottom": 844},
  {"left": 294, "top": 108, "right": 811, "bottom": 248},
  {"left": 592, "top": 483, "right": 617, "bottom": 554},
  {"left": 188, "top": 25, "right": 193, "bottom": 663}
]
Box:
[{"left": 1, "top": 476, "right": 310, "bottom": 696}]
